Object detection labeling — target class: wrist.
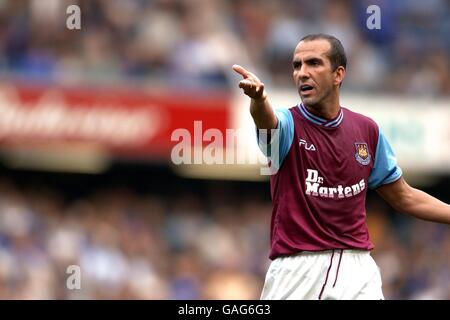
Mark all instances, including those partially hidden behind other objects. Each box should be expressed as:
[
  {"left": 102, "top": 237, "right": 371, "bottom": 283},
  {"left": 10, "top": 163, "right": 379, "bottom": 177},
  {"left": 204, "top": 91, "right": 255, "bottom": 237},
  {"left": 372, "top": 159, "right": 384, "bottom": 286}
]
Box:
[{"left": 252, "top": 90, "right": 267, "bottom": 103}]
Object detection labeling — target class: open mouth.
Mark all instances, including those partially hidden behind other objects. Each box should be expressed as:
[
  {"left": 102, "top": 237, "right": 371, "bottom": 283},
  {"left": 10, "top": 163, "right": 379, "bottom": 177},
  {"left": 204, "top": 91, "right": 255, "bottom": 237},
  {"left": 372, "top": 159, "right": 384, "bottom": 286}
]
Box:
[{"left": 300, "top": 84, "right": 314, "bottom": 94}]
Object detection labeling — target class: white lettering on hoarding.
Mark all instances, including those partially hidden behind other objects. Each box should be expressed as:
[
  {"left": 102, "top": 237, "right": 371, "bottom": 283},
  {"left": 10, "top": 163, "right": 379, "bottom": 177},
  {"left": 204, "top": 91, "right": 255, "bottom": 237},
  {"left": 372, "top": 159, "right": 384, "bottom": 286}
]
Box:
[{"left": 0, "top": 87, "right": 159, "bottom": 146}]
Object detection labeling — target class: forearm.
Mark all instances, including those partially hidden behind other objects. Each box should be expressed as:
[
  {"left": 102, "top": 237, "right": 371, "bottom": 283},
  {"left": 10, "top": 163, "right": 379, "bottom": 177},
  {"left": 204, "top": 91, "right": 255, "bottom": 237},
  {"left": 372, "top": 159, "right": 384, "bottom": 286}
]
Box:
[
  {"left": 395, "top": 186, "right": 450, "bottom": 224},
  {"left": 250, "top": 96, "right": 277, "bottom": 130}
]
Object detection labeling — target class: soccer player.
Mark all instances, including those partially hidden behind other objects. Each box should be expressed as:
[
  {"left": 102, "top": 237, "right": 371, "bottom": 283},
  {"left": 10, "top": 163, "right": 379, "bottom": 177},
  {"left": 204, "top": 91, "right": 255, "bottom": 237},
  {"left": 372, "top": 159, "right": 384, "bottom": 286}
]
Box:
[{"left": 232, "top": 34, "right": 450, "bottom": 300}]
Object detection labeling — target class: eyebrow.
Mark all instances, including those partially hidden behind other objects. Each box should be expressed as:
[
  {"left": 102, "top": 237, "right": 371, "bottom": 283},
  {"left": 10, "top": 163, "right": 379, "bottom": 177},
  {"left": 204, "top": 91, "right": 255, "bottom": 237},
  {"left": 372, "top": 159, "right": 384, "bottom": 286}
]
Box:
[{"left": 292, "top": 57, "right": 323, "bottom": 66}]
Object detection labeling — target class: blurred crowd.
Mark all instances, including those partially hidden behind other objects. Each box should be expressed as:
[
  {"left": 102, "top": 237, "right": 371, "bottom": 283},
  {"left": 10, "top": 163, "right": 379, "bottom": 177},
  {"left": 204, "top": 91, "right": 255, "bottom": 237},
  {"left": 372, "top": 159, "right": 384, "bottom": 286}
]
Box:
[
  {"left": 0, "top": 0, "right": 449, "bottom": 95},
  {"left": 0, "top": 0, "right": 449, "bottom": 301},
  {"left": 0, "top": 175, "right": 449, "bottom": 300}
]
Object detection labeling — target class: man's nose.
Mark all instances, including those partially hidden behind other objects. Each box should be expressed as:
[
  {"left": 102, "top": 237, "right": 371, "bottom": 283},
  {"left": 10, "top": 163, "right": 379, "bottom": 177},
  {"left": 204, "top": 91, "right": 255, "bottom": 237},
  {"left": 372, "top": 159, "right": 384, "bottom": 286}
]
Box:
[{"left": 298, "top": 64, "right": 309, "bottom": 79}]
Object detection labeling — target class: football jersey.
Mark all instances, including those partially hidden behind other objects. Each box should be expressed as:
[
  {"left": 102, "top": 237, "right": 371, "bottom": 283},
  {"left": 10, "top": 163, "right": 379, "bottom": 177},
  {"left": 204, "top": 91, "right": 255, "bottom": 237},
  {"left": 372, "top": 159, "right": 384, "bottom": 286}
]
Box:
[{"left": 257, "top": 103, "right": 402, "bottom": 260}]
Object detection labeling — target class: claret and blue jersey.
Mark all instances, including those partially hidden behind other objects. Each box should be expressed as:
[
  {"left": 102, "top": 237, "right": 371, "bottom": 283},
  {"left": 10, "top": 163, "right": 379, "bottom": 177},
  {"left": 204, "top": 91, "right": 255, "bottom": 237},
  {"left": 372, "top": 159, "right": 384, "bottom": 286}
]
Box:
[{"left": 257, "top": 103, "right": 402, "bottom": 260}]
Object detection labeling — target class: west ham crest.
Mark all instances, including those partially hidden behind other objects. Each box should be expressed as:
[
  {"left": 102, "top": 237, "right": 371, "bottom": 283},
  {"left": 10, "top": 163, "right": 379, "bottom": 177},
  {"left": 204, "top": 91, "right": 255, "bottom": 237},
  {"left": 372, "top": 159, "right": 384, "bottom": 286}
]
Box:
[{"left": 355, "top": 142, "right": 371, "bottom": 165}]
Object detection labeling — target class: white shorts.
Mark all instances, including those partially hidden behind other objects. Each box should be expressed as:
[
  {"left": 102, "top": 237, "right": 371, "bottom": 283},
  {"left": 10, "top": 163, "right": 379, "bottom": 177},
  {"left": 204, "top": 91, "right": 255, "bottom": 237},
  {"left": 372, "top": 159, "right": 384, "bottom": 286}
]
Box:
[{"left": 260, "top": 249, "right": 384, "bottom": 300}]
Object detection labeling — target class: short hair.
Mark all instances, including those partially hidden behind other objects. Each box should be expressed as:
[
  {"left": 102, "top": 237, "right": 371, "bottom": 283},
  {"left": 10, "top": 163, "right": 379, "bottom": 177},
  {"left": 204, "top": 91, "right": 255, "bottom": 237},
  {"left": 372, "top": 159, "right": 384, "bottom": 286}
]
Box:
[{"left": 299, "top": 34, "right": 347, "bottom": 71}]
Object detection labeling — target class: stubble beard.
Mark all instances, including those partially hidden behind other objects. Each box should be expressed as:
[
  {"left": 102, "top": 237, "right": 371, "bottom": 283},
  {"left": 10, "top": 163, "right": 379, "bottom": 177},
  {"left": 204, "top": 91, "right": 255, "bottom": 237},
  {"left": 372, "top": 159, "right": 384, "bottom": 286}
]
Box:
[{"left": 301, "top": 85, "right": 334, "bottom": 114}]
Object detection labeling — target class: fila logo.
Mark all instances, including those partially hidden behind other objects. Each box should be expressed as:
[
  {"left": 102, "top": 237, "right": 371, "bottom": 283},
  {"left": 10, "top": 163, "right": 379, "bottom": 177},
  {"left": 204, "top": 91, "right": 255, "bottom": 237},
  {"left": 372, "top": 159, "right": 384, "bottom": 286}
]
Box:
[{"left": 299, "top": 139, "right": 316, "bottom": 151}]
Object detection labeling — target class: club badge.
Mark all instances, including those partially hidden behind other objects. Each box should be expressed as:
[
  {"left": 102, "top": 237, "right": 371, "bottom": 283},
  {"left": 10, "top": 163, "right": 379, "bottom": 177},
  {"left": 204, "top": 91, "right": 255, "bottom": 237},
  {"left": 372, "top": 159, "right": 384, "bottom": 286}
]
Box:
[{"left": 355, "top": 142, "right": 371, "bottom": 165}]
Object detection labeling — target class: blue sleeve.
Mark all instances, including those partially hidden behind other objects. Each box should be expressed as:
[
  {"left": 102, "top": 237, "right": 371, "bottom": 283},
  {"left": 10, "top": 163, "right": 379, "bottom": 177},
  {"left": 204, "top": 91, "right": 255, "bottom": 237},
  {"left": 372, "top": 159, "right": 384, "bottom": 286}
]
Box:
[
  {"left": 256, "top": 108, "right": 294, "bottom": 168},
  {"left": 368, "top": 128, "right": 403, "bottom": 189}
]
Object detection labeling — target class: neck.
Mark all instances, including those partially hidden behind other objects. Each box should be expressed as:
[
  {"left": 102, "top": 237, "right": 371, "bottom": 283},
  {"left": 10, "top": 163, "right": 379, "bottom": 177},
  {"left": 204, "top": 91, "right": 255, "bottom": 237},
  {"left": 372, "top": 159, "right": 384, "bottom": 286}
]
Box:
[{"left": 304, "top": 93, "right": 340, "bottom": 120}]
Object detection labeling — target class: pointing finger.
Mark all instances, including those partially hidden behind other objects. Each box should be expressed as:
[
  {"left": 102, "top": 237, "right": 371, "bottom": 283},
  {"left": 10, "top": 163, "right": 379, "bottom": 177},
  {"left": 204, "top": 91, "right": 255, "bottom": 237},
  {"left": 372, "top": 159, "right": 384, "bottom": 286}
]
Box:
[{"left": 232, "top": 64, "right": 250, "bottom": 78}]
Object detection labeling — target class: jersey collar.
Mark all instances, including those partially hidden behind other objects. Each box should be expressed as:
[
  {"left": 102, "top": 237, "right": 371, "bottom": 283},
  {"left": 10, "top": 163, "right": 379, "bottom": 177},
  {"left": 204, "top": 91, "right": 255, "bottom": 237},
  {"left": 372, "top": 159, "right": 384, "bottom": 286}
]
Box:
[{"left": 298, "top": 103, "right": 344, "bottom": 128}]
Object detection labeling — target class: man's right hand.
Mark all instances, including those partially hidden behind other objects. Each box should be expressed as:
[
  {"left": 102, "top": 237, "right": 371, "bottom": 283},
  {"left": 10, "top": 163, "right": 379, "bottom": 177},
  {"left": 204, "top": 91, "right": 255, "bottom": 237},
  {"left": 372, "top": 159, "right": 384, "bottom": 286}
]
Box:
[
  {"left": 232, "top": 64, "right": 267, "bottom": 100},
  {"left": 231, "top": 64, "right": 277, "bottom": 130}
]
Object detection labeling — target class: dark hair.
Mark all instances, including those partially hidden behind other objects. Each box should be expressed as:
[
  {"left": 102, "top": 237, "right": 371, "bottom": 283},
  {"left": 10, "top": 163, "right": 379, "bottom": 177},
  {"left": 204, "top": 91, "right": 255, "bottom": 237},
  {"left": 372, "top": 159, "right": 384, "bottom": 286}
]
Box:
[{"left": 300, "top": 34, "right": 347, "bottom": 71}]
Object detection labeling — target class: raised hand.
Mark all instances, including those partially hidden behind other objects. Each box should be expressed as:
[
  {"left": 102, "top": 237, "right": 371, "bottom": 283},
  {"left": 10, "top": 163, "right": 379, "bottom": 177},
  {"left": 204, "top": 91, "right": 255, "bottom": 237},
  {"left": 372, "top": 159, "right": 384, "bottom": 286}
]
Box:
[{"left": 232, "top": 64, "right": 267, "bottom": 100}]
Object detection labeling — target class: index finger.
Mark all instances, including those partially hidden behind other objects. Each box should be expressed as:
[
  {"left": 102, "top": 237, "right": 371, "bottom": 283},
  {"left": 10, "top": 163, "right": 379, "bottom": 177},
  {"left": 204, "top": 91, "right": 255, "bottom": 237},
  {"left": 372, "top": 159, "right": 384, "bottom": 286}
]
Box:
[{"left": 232, "top": 64, "right": 250, "bottom": 78}]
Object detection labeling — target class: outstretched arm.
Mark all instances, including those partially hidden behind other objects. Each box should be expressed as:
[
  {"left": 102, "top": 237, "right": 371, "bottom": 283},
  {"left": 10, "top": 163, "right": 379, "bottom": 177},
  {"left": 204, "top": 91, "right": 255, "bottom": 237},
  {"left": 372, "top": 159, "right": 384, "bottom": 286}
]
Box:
[
  {"left": 376, "top": 177, "right": 450, "bottom": 224},
  {"left": 232, "top": 64, "right": 277, "bottom": 130}
]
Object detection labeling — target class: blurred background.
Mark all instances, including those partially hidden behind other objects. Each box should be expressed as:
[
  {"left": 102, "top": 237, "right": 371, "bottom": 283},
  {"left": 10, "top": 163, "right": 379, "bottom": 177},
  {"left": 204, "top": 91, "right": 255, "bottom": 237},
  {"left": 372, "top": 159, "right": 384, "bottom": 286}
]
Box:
[{"left": 0, "top": 0, "right": 449, "bottom": 299}]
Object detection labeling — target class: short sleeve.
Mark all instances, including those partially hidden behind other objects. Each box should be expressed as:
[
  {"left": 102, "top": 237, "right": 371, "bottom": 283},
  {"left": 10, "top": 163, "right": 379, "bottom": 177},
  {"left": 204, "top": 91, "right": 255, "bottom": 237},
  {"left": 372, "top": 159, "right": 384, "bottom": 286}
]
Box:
[
  {"left": 256, "top": 108, "right": 294, "bottom": 168},
  {"left": 368, "top": 128, "right": 402, "bottom": 189}
]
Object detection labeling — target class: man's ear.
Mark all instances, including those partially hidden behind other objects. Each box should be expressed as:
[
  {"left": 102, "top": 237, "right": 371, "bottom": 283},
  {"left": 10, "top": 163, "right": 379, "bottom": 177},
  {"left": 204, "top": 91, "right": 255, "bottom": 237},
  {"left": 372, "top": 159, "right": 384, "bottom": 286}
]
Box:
[{"left": 335, "top": 66, "right": 346, "bottom": 86}]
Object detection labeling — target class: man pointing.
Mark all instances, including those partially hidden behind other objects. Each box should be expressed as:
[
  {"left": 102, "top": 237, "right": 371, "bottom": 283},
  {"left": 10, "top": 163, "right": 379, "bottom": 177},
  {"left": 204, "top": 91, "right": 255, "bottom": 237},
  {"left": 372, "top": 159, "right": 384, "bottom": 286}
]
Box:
[{"left": 233, "top": 34, "right": 450, "bottom": 300}]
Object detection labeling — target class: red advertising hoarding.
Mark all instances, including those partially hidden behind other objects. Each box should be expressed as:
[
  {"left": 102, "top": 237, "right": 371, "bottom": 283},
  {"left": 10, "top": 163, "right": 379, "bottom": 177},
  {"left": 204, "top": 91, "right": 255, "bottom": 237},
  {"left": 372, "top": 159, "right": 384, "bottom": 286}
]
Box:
[{"left": 0, "top": 83, "right": 231, "bottom": 161}]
